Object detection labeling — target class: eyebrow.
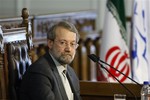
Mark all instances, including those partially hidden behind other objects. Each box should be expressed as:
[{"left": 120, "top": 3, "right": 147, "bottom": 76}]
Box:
[{"left": 58, "top": 39, "right": 76, "bottom": 42}]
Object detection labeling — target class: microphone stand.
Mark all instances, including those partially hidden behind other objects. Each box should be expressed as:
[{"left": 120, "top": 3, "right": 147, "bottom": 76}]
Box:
[
  {"left": 89, "top": 54, "right": 142, "bottom": 87},
  {"left": 97, "top": 61, "right": 137, "bottom": 100}
]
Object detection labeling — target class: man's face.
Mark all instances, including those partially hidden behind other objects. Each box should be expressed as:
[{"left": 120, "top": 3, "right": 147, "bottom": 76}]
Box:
[{"left": 48, "top": 27, "right": 78, "bottom": 65}]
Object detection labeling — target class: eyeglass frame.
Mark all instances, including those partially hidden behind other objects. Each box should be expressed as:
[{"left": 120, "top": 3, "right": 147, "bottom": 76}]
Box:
[{"left": 53, "top": 39, "right": 79, "bottom": 49}]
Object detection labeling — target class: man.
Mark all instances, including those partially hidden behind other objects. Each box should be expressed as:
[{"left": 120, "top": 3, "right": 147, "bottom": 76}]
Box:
[{"left": 19, "top": 21, "right": 81, "bottom": 100}]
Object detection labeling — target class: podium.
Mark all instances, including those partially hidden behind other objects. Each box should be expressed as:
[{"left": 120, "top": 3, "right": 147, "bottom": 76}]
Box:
[{"left": 80, "top": 81, "right": 142, "bottom": 100}]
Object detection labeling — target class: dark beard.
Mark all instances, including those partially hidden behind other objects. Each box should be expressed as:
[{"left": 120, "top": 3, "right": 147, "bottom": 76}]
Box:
[{"left": 58, "top": 54, "right": 73, "bottom": 65}]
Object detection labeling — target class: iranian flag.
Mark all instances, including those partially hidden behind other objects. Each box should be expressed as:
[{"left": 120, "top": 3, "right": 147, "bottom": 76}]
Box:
[{"left": 99, "top": 0, "right": 131, "bottom": 82}]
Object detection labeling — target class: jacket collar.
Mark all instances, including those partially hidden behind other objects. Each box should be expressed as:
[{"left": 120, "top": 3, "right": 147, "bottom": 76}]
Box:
[{"left": 44, "top": 52, "right": 68, "bottom": 100}]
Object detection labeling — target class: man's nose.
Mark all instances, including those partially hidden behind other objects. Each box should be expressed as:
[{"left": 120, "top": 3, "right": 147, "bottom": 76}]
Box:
[{"left": 64, "top": 43, "right": 72, "bottom": 51}]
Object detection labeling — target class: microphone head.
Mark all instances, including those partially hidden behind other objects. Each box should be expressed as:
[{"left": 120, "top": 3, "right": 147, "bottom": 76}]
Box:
[{"left": 88, "top": 54, "right": 99, "bottom": 62}]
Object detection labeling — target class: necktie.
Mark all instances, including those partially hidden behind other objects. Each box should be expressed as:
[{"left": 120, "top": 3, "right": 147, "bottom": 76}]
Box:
[{"left": 62, "top": 70, "right": 73, "bottom": 100}]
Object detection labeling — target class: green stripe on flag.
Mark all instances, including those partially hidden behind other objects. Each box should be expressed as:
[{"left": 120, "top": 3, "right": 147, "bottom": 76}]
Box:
[{"left": 107, "top": 0, "right": 127, "bottom": 43}]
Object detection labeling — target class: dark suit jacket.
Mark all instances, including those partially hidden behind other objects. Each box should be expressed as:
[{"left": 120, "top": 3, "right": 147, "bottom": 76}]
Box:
[{"left": 19, "top": 52, "right": 81, "bottom": 100}]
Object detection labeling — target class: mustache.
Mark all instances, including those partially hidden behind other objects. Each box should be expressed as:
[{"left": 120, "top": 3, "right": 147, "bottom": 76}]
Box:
[{"left": 62, "top": 53, "right": 72, "bottom": 57}]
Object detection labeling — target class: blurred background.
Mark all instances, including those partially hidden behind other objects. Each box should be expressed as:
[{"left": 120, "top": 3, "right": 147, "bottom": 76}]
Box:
[{"left": 0, "top": 0, "right": 133, "bottom": 37}]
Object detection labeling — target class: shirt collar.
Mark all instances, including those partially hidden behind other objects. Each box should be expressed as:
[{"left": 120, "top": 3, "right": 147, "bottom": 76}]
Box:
[{"left": 49, "top": 53, "right": 67, "bottom": 73}]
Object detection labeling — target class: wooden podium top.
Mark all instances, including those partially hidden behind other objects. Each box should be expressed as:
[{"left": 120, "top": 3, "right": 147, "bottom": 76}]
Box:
[{"left": 80, "top": 81, "right": 142, "bottom": 100}]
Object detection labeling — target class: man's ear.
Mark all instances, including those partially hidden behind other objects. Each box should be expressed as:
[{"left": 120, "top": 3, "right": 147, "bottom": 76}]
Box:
[{"left": 47, "top": 39, "right": 53, "bottom": 49}]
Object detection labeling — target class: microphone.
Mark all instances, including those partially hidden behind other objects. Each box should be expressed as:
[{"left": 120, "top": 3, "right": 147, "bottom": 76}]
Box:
[
  {"left": 88, "top": 54, "right": 141, "bottom": 100},
  {"left": 88, "top": 54, "right": 141, "bottom": 87}
]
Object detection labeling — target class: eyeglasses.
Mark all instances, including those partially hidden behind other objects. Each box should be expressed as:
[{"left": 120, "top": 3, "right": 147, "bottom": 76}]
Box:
[{"left": 54, "top": 40, "right": 79, "bottom": 49}]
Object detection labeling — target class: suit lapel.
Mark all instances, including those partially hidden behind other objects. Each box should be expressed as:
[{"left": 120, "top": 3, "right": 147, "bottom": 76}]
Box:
[{"left": 44, "top": 53, "right": 68, "bottom": 100}]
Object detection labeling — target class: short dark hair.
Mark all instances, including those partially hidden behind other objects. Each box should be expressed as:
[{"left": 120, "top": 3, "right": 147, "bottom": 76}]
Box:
[{"left": 47, "top": 21, "right": 80, "bottom": 42}]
